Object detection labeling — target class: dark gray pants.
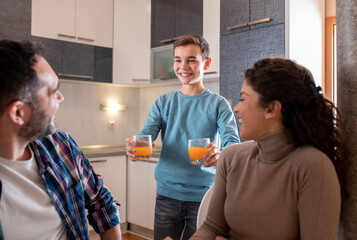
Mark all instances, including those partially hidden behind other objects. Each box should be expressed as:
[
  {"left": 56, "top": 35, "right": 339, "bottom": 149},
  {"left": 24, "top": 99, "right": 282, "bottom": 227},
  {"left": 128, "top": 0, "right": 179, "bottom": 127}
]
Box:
[{"left": 154, "top": 194, "right": 201, "bottom": 240}]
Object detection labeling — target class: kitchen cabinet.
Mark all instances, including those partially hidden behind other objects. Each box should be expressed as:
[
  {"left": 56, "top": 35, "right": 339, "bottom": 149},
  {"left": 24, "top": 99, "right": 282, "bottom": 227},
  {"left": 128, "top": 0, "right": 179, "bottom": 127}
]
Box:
[
  {"left": 151, "top": 0, "right": 203, "bottom": 48},
  {"left": 88, "top": 155, "right": 127, "bottom": 224},
  {"left": 127, "top": 158, "right": 157, "bottom": 230},
  {"left": 220, "top": 0, "right": 285, "bottom": 109},
  {"left": 31, "top": 0, "right": 113, "bottom": 48},
  {"left": 220, "top": 0, "right": 324, "bottom": 115},
  {"left": 220, "top": 24, "right": 285, "bottom": 108},
  {"left": 0, "top": 0, "right": 31, "bottom": 41},
  {"left": 112, "top": 0, "right": 151, "bottom": 84},
  {"left": 203, "top": 0, "right": 220, "bottom": 78},
  {"left": 220, "top": 0, "right": 284, "bottom": 36}
]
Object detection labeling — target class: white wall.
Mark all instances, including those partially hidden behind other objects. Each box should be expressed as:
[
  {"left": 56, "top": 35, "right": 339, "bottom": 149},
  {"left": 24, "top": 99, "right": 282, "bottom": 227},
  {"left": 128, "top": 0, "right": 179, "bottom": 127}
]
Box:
[
  {"left": 287, "top": 0, "right": 325, "bottom": 87},
  {"left": 326, "top": 0, "right": 336, "bottom": 17},
  {"left": 56, "top": 81, "right": 140, "bottom": 146}
]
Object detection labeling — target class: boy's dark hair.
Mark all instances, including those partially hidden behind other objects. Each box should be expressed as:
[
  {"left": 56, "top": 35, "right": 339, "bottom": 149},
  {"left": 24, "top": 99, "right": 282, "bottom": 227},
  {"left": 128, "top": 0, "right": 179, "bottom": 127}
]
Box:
[
  {"left": 173, "top": 34, "right": 210, "bottom": 60},
  {"left": 0, "top": 40, "right": 44, "bottom": 115}
]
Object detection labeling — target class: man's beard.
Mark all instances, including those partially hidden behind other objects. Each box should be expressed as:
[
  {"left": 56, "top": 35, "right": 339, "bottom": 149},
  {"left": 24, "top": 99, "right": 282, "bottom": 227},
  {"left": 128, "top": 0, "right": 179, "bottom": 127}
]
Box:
[{"left": 18, "top": 107, "right": 56, "bottom": 141}]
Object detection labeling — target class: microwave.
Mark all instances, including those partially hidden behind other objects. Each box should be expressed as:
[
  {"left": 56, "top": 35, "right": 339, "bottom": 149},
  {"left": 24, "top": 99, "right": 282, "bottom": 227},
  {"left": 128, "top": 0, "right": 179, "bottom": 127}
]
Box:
[{"left": 151, "top": 44, "right": 176, "bottom": 82}]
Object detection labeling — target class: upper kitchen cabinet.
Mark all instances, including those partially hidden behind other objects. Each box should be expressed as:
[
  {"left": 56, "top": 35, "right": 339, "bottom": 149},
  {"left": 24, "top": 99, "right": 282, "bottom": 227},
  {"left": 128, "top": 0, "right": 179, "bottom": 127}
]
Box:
[
  {"left": 112, "top": 0, "right": 151, "bottom": 84},
  {"left": 220, "top": 0, "right": 284, "bottom": 36},
  {"left": 151, "top": 0, "right": 203, "bottom": 48},
  {"left": 220, "top": 0, "right": 325, "bottom": 124},
  {"left": 31, "top": 0, "right": 113, "bottom": 48},
  {"left": 203, "top": 0, "right": 220, "bottom": 78}
]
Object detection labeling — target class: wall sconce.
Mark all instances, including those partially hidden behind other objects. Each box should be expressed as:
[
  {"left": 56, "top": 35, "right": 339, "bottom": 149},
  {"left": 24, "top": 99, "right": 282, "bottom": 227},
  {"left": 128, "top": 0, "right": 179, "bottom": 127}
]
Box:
[{"left": 100, "top": 100, "right": 128, "bottom": 114}]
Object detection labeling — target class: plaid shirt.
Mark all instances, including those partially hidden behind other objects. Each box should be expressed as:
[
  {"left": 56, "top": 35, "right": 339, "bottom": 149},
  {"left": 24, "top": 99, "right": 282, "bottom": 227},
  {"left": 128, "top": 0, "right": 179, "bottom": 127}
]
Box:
[{"left": 0, "top": 130, "right": 120, "bottom": 240}]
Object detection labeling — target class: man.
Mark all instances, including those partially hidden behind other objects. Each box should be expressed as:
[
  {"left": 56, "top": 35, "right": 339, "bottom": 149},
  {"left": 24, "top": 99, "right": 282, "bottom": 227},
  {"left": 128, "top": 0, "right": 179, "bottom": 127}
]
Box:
[
  {"left": 126, "top": 35, "right": 240, "bottom": 239},
  {"left": 0, "top": 40, "right": 121, "bottom": 239}
]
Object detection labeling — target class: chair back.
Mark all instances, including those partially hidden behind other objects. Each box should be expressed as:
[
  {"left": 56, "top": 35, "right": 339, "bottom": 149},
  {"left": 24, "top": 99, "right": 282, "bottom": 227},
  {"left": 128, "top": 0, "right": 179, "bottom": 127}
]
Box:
[{"left": 197, "top": 185, "right": 215, "bottom": 228}]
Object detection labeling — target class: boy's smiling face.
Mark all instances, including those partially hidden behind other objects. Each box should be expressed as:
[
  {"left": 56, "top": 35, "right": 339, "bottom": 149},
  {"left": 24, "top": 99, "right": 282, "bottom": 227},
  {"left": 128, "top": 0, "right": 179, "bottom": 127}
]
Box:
[{"left": 173, "top": 44, "right": 211, "bottom": 86}]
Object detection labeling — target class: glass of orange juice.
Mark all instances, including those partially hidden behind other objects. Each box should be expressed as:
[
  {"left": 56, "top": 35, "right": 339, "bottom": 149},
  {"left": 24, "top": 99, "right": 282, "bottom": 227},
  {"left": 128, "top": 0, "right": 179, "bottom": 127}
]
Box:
[
  {"left": 133, "top": 135, "right": 152, "bottom": 160},
  {"left": 188, "top": 138, "right": 210, "bottom": 165}
]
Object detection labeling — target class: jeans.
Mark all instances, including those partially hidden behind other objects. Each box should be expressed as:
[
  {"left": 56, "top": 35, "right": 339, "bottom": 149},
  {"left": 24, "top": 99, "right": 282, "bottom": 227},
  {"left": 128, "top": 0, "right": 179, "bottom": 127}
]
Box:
[{"left": 154, "top": 194, "right": 201, "bottom": 240}]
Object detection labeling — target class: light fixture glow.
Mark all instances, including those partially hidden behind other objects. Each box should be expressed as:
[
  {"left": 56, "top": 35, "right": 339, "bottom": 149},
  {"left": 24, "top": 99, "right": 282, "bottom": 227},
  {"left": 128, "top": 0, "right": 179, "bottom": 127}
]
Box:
[{"left": 100, "top": 100, "right": 128, "bottom": 113}]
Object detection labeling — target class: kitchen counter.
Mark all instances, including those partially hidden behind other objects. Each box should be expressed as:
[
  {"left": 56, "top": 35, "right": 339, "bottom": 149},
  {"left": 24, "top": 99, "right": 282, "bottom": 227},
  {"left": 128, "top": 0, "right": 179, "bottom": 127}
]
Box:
[{"left": 80, "top": 144, "right": 161, "bottom": 158}]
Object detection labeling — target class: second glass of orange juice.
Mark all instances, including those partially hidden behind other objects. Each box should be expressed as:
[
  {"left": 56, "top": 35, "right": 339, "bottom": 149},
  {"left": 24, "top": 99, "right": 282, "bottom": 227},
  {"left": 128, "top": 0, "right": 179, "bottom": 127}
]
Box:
[
  {"left": 188, "top": 138, "right": 210, "bottom": 165},
  {"left": 133, "top": 135, "right": 152, "bottom": 160}
]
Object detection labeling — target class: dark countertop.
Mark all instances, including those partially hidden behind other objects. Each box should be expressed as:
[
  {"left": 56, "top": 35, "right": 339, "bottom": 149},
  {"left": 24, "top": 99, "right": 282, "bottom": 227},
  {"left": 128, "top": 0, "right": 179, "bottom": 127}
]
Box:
[{"left": 80, "top": 144, "right": 161, "bottom": 159}]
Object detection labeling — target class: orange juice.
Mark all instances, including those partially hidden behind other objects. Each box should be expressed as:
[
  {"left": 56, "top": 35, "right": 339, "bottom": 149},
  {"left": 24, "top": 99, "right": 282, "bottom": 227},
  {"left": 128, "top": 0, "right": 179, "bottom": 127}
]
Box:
[
  {"left": 188, "top": 147, "right": 210, "bottom": 160},
  {"left": 134, "top": 147, "right": 152, "bottom": 157}
]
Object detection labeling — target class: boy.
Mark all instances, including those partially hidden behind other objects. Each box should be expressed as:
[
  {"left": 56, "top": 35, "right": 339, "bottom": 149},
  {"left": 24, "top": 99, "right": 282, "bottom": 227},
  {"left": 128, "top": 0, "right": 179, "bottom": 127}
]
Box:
[{"left": 126, "top": 35, "right": 240, "bottom": 239}]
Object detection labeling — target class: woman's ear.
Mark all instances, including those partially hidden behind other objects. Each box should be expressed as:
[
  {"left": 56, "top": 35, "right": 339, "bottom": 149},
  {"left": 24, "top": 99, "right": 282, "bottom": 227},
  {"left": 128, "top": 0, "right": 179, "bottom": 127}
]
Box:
[
  {"left": 265, "top": 100, "right": 282, "bottom": 119},
  {"left": 7, "top": 101, "right": 30, "bottom": 126},
  {"left": 203, "top": 57, "right": 212, "bottom": 70}
]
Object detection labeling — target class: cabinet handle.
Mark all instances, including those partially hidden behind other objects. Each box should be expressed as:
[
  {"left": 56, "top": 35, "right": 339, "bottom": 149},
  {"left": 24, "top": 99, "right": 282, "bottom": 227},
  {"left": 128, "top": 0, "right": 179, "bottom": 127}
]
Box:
[
  {"left": 139, "top": 159, "right": 158, "bottom": 164},
  {"left": 227, "top": 17, "right": 272, "bottom": 30},
  {"left": 204, "top": 71, "right": 218, "bottom": 75},
  {"left": 159, "top": 38, "right": 174, "bottom": 44},
  {"left": 89, "top": 159, "right": 108, "bottom": 163},
  {"left": 58, "top": 33, "right": 76, "bottom": 39},
  {"left": 247, "top": 17, "right": 271, "bottom": 26},
  {"left": 132, "top": 79, "right": 150, "bottom": 82},
  {"left": 227, "top": 23, "right": 248, "bottom": 30},
  {"left": 159, "top": 36, "right": 182, "bottom": 44},
  {"left": 57, "top": 73, "right": 93, "bottom": 80},
  {"left": 77, "top": 37, "right": 95, "bottom": 42}
]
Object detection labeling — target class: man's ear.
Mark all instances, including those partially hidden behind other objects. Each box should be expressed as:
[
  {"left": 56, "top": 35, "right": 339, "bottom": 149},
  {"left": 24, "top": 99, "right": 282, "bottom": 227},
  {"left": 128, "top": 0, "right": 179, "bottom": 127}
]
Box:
[
  {"left": 265, "top": 100, "right": 282, "bottom": 119},
  {"left": 7, "top": 101, "right": 30, "bottom": 126},
  {"left": 203, "top": 57, "right": 211, "bottom": 70}
]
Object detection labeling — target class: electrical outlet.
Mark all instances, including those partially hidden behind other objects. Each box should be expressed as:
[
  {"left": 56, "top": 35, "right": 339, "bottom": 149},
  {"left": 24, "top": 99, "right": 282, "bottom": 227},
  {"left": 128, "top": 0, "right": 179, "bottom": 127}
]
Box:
[{"left": 108, "top": 121, "right": 115, "bottom": 129}]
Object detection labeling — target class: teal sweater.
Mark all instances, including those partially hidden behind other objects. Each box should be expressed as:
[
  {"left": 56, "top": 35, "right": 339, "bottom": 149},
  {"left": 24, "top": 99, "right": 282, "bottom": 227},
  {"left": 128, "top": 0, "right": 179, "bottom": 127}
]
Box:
[{"left": 138, "top": 89, "right": 240, "bottom": 202}]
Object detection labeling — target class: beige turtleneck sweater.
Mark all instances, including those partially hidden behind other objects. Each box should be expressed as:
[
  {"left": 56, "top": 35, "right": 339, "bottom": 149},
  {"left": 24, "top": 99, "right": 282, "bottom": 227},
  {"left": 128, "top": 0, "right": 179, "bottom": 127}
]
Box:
[{"left": 191, "top": 131, "right": 341, "bottom": 240}]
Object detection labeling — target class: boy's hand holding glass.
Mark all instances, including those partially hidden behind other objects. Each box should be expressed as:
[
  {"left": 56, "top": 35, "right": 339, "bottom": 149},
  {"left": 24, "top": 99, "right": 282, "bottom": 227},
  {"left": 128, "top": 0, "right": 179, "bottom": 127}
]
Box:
[
  {"left": 126, "top": 135, "right": 153, "bottom": 161},
  {"left": 188, "top": 138, "right": 220, "bottom": 166},
  {"left": 203, "top": 141, "right": 220, "bottom": 167}
]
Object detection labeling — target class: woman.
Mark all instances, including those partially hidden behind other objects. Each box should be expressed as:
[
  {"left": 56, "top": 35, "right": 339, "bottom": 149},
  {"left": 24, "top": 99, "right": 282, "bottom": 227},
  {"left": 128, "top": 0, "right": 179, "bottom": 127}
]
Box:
[{"left": 191, "top": 58, "right": 345, "bottom": 240}]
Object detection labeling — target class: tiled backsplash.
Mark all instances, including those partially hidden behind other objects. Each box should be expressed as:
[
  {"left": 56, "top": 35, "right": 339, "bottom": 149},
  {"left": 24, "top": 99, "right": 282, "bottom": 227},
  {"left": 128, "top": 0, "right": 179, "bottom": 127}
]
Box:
[{"left": 56, "top": 80, "right": 219, "bottom": 147}]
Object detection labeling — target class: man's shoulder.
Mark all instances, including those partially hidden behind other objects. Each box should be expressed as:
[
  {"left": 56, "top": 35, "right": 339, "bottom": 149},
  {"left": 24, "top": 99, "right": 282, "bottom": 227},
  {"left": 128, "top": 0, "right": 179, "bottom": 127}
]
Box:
[
  {"left": 35, "top": 130, "right": 70, "bottom": 143},
  {"left": 30, "top": 130, "right": 81, "bottom": 165},
  {"left": 32, "top": 130, "right": 76, "bottom": 153}
]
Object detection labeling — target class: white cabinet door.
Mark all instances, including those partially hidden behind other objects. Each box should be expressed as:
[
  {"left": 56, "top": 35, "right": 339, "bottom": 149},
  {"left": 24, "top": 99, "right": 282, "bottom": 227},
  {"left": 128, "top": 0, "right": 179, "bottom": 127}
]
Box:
[
  {"left": 147, "top": 161, "right": 157, "bottom": 230},
  {"left": 76, "top": 0, "right": 95, "bottom": 44},
  {"left": 31, "top": 0, "right": 113, "bottom": 48},
  {"left": 112, "top": 0, "right": 151, "bottom": 84},
  {"left": 32, "top": 0, "right": 76, "bottom": 41},
  {"left": 89, "top": 156, "right": 127, "bottom": 223},
  {"left": 127, "top": 159, "right": 148, "bottom": 227},
  {"left": 127, "top": 158, "right": 157, "bottom": 230},
  {"left": 76, "top": 0, "right": 113, "bottom": 47}
]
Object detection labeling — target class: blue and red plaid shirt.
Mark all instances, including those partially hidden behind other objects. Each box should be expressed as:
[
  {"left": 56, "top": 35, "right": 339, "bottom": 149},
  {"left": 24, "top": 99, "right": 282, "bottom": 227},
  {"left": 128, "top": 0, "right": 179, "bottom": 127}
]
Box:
[{"left": 0, "top": 130, "right": 120, "bottom": 239}]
